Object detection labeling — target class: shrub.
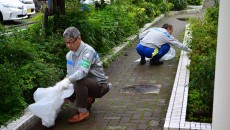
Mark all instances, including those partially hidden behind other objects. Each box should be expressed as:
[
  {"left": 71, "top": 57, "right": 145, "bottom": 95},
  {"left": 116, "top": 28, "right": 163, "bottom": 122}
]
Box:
[
  {"left": 0, "top": 28, "right": 63, "bottom": 126},
  {"left": 139, "top": 2, "right": 159, "bottom": 18},
  {"left": 168, "top": 0, "right": 187, "bottom": 11},
  {"left": 186, "top": 4, "right": 219, "bottom": 123},
  {"left": 187, "top": 0, "right": 202, "bottom": 5},
  {"left": 0, "top": 62, "right": 26, "bottom": 126}
]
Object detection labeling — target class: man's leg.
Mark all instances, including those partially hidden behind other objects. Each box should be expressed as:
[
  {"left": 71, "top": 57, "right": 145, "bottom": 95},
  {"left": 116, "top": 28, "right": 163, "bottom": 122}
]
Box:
[
  {"left": 150, "top": 43, "right": 170, "bottom": 65},
  {"left": 77, "top": 77, "right": 109, "bottom": 98},
  {"left": 136, "top": 43, "right": 146, "bottom": 65},
  {"left": 67, "top": 79, "right": 89, "bottom": 123},
  {"left": 76, "top": 78, "right": 109, "bottom": 106},
  {"left": 68, "top": 77, "right": 109, "bottom": 123}
]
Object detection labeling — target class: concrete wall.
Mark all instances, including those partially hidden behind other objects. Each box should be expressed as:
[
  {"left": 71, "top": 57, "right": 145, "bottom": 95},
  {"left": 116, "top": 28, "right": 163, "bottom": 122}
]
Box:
[{"left": 212, "top": 0, "right": 230, "bottom": 129}]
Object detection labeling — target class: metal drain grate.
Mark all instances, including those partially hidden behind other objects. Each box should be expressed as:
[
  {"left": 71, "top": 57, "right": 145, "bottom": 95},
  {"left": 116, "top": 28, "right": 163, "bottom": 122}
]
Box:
[{"left": 120, "top": 84, "right": 161, "bottom": 94}]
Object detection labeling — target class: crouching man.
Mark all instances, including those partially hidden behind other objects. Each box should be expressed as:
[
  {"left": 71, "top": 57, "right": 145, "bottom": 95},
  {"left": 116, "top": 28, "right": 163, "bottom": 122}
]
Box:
[
  {"left": 59, "top": 26, "right": 112, "bottom": 123},
  {"left": 136, "top": 23, "right": 191, "bottom": 65}
]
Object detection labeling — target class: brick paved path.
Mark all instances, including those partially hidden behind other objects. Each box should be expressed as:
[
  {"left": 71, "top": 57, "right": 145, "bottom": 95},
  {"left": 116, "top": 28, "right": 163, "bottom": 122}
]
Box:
[{"left": 30, "top": 13, "right": 199, "bottom": 130}]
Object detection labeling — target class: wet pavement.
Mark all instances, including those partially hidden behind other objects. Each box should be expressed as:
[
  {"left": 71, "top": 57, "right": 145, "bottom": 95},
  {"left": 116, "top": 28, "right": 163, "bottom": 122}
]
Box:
[{"left": 30, "top": 13, "right": 201, "bottom": 130}]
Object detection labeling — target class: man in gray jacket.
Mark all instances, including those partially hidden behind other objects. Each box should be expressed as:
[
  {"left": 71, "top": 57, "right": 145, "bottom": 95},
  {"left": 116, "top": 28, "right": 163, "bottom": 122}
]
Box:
[
  {"left": 59, "top": 26, "right": 111, "bottom": 123},
  {"left": 136, "top": 23, "right": 191, "bottom": 65}
]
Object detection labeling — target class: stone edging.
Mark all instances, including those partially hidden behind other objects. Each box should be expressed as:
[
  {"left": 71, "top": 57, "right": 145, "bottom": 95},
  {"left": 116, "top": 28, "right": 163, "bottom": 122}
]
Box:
[
  {"left": 163, "top": 24, "right": 212, "bottom": 130},
  {"left": 0, "top": 108, "right": 39, "bottom": 130},
  {"left": 0, "top": 6, "right": 203, "bottom": 130}
]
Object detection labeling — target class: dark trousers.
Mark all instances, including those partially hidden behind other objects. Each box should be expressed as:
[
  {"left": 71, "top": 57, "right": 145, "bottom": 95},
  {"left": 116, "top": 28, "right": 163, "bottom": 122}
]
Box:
[{"left": 68, "top": 77, "right": 109, "bottom": 108}]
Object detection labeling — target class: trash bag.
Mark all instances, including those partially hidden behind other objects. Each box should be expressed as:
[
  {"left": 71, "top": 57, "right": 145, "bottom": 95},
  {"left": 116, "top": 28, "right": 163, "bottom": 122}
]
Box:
[
  {"left": 28, "top": 81, "right": 74, "bottom": 128},
  {"left": 160, "top": 47, "right": 176, "bottom": 61}
]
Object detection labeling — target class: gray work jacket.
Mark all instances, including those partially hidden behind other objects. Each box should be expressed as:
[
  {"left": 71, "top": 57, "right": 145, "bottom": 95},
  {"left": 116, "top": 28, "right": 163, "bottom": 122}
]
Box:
[
  {"left": 66, "top": 41, "right": 108, "bottom": 84},
  {"left": 139, "top": 27, "right": 190, "bottom": 52}
]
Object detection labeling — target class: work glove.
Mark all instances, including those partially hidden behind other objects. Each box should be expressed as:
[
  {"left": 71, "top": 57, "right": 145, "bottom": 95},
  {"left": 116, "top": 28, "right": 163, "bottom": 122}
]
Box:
[
  {"left": 186, "top": 47, "right": 192, "bottom": 52},
  {"left": 152, "top": 48, "right": 159, "bottom": 58},
  {"left": 183, "top": 46, "right": 192, "bottom": 52},
  {"left": 60, "top": 78, "right": 71, "bottom": 90}
]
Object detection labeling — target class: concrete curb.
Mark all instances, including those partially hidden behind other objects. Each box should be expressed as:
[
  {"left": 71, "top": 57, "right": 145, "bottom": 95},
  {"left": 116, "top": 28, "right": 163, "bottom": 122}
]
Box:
[
  {"left": 164, "top": 24, "right": 212, "bottom": 130},
  {"left": 0, "top": 108, "right": 39, "bottom": 130},
  {"left": 0, "top": 7, "right": 202, "bottom": 130}
]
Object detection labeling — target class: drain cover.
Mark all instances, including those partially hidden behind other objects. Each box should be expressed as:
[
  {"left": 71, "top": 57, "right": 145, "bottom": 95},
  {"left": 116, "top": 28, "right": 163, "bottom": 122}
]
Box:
[{"left": 120, "top": 84, "right": 161, "bottom": 94}]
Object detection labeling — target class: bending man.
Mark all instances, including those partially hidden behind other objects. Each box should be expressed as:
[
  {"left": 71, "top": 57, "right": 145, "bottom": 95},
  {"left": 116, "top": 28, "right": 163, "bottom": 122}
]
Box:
[{"left": 136, "top": 23, "right": 191, "bottom": 65}]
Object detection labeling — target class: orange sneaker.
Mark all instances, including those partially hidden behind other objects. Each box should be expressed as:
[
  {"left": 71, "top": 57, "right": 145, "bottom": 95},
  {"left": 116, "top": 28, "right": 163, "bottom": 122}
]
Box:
[{"left": 68, "top": 111, "right": 90, "bottom": 123}]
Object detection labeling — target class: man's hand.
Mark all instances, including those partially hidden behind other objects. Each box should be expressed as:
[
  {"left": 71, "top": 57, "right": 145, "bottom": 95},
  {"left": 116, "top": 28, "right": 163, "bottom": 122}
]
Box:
[
  {"left": 184, "top": 46, "right": 192, "bottom": 52},
  {"left": 186, "top": 47, "right": 192, "bottom": 52},
  {"left": 60, "top": 78, "right": 71, "bottom": 90}
]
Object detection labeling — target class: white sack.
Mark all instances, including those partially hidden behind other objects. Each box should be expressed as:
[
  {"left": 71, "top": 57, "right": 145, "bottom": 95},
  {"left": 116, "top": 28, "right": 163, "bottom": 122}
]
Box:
[
  {"left": 160, "top": 47, "right": 176, "bottom": 61},
  {"left": 28, "top": 81, "right": 74, "bottom": 128}
]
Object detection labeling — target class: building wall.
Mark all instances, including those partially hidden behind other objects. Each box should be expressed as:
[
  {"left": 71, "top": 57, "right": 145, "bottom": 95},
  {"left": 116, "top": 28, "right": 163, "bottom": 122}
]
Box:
[{"left": 212, "top": 0, "right": 230, "bottom": 129}]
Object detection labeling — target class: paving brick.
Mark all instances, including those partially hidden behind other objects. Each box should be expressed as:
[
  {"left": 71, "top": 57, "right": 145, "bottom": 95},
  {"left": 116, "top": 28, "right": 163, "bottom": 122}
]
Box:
[
  {"left": 137, "top": 123, "right": 148, "bottom": 129},
  {"left": 143, "top": 111, "right": 152, "bottom": 117}
]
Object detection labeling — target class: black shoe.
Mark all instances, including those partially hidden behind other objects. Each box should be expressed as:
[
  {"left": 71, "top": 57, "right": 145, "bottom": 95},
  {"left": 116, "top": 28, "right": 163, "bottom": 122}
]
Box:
[
  {"left": 140, "top": 59, "right": 146, "bottom": 65},
  {"left": 150, "top": 60, "right": 163, "bottom": 66}
]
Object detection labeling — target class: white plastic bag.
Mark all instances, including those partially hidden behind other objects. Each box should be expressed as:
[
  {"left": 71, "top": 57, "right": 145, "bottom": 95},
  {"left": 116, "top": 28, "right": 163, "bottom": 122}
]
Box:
[
  {"left": 28, "top": 81, "right": 74, "bottom": 128},
  {"left": 160, "top": 47, "right": 176, "bottom": 61}
]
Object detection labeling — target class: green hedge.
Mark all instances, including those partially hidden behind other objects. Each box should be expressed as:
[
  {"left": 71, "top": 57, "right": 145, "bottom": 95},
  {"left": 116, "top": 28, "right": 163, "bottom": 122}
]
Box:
[
  {"left": 0, "top": 28, "right": 63, "bottom": 125},
  {"left": 47, "top": 0, "right": 165, "bottom": 55},
  {"left": 168, "top": 0, "right": 187, "bottom": 10},
  {"left": 187, "top": 0, "right": 203, "bottom": 5},
  {"left": 186, "top": 3, "right": 219, "bottom": 123}
]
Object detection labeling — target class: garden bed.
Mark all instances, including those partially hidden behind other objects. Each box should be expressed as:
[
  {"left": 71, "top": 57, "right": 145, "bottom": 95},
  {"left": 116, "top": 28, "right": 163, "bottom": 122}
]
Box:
[{"left": 164, "top": 24, "right": 212, "bottom": 130}]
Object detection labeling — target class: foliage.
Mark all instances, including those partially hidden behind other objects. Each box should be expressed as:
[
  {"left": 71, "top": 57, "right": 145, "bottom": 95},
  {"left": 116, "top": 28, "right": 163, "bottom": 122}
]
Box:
[
  {"left": 0, "top": 62, "right": 26, "bottom": 126},
  {"left": 187, "top": 0, "right": 202, "bottom": 5},
  {"left": 139, "top": 2, "right": 159, "bottom": 18},
  {"left": 186, "top": 4, "right": 219, "bottom": 123},
  {"left": 168, "top": 0, "right": 187, "bottom": 11},
  {"left": 48, "top": 0, "right": 171, "bottom": 55},
  {"left": 0, "top": 27, "right": 63, "bottom": 126}
]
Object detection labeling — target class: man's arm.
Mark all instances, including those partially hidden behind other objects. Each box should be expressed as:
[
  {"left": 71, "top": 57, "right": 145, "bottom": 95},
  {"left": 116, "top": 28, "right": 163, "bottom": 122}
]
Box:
[
  {"left": 68, "top": 50, "right": 95, "bottom": 83},
  {"left": 167, "top": 36, "right": 191, "bottom": 52},
  {"left": 139, "top": 29, "right": 150, "bottom": 40}
]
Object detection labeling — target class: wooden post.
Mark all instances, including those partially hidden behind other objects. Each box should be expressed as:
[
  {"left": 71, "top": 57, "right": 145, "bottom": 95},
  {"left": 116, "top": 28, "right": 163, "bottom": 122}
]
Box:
[{"left": 44, "top": 7, "right": 49, "bottom": 29}]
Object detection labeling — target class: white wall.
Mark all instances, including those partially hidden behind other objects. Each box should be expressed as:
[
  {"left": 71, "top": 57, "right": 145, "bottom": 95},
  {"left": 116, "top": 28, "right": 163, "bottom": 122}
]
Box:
[{"left": 212, "top": 0, "right": 230, "bottom": 129}]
